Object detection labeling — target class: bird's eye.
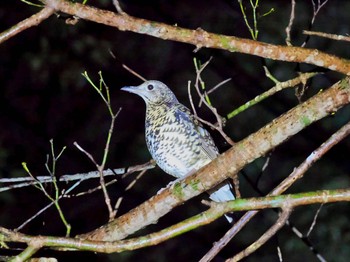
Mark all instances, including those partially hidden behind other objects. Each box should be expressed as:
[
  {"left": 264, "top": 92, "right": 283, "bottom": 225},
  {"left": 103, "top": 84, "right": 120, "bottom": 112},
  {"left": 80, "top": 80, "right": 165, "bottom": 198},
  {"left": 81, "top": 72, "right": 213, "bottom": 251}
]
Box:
[{"left": 147, "top": 84, "right": 154, "bottom": 90}]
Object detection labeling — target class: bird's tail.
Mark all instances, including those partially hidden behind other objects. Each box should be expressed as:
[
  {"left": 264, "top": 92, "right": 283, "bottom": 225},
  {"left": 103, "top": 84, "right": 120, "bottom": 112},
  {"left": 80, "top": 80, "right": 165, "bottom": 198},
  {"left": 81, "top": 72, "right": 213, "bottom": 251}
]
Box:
[{"left": 208, "top": 182, "right": 235, "bottom": 223}]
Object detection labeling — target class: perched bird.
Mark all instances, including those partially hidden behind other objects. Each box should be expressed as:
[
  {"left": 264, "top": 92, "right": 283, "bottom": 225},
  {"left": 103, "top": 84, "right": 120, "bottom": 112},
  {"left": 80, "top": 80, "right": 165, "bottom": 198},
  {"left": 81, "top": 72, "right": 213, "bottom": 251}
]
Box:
[{"left": 122, "top": 80, "right": 234, "bottom": 222}]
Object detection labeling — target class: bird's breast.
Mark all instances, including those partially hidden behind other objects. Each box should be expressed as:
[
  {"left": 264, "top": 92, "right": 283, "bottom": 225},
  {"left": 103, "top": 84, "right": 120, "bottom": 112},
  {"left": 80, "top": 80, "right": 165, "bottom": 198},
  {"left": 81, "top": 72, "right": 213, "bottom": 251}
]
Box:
[{"left": 144, "top": 108, "right": 209, "bottom": 178}]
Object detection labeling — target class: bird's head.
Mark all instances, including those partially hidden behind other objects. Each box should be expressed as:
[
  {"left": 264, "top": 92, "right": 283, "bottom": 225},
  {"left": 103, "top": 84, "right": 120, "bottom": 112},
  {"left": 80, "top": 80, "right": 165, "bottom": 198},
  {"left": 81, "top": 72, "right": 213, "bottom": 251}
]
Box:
[{"left": 121, "top": 80, "right": 179, "bottom": 106}]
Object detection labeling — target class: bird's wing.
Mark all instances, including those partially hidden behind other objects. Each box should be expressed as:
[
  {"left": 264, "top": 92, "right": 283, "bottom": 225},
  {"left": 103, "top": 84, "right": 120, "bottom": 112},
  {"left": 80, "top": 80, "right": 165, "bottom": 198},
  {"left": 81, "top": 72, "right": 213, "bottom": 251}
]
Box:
[
  {"left": 175, "top": 104, "right": 219, "bottom": 160},
  {"left": 196, "top": 122, "right": 219, "bottom": 160}
]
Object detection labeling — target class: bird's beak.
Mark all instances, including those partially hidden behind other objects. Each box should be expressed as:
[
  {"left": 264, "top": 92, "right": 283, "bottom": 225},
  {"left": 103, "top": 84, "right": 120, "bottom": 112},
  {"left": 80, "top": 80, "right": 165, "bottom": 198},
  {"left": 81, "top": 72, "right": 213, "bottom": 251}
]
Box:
[
  {"left": 121, "top": 85, "right": 147, "bottom": 96},
  {"left": 121, "top": 86, "right": 137, "bottom": 93}
]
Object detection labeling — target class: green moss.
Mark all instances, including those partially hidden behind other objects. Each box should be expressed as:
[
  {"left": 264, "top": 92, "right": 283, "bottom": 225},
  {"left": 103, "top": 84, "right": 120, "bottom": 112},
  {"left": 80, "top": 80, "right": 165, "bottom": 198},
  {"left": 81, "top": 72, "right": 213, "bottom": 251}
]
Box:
[
  {"left": 339, "top": 78, "right": 350, "bottom": 89},
  {"left": 300, "top": 115, "right": 311, "bottom": 126},
  {"left": 173, "top": 181, "right": 184, "bottom": 198},
  {"left": 219, "top": 36, "right": 237, "bottom": 52},
  {"left": 189, "top": 179, "right": 200, "bottom": 191}
]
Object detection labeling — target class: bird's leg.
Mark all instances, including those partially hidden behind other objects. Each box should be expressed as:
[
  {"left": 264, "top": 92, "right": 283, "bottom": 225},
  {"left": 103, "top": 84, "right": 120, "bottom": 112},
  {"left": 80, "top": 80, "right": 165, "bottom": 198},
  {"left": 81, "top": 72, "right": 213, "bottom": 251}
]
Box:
[
  {"left": 156, "top": 169, "right": 197, "bottom": 195},
  {"left": 231, "top": 172, "right": 241, "bottom": 198}
]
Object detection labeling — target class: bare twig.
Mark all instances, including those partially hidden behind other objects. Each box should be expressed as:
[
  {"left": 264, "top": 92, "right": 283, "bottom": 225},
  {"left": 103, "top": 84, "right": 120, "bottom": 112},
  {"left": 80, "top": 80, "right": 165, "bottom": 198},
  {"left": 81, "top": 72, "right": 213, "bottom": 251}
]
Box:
[
  {"left": 303, "top": 30, "right": 350, "bottom": 42},
  {"left": 302, "top": 0, "right": 329, "bottom": 47},
  {"left": 190, "top": 58, "right": 235, "bottom": 146},
  {"left": 205, "top": 78, "right": 231, "bottom": 97},
  {"left": 228, "top": 208, "right": 292, "bottom": 262},
  {"left": 285, "top": 219, "right": 327, "bottom": 262},
  {"left": 112, "top": 0, "right": 126, "bottom": 15},
  {"left": 285, "top": 0, "right": 296, "bottom": 46},
  {"left": 311, "top": 0, "right": 329, "bottom": 26},
  {"left": 122, "top": 64, "right": 147, "bottom": 81},
  {"left": 74, "top": 142, "right": 115, "bottom": 220},
  {"left": 114, "top": 169, "right": 148, "bottom": 215},
  {"left": 307, "top": 204, "right": 323, "bottom": 237},
  {"left": 0, "top": 161, "right": 155, "bottom": 193}
]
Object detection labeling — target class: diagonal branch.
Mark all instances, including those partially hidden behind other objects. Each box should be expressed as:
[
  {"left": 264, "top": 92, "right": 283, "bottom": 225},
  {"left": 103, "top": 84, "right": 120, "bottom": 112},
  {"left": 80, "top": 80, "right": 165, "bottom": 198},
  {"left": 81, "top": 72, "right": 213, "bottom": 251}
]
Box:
[
  {"left": 200, "top": 114, "right": 350, "bottom": 262},
  {"left": 0, "top": 6, "right": 54, "bottom": 44},
  {"left": 80, "top": 77, "right": 350, "bottom": 241},
  {"left": 228, "top": 208, "right": 292, "bottom": 262}
]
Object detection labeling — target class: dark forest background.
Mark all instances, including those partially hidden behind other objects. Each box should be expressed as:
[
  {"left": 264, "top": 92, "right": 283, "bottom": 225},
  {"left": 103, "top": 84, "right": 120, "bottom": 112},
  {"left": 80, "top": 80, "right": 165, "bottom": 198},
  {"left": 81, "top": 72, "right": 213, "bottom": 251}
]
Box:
[{"left": 1, "top": 0, "right": 350, "bottom": 261}]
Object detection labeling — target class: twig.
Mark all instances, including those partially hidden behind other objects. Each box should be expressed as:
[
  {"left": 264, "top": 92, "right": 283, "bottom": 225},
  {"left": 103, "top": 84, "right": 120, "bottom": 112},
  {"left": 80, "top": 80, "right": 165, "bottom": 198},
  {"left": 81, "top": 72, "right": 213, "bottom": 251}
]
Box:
[
  {"left": 205, "top": 78, "right": 231, "bottom": 97},
  {"left": 303, "top": 30, "right": 350, "bottom": 42},
  {"left": 228, "top": 208, "right": 292, "bottom": 262},
  {"left": 80, "top": 71, "right": 124, "bottom": 221},
  {"left": 307, "top": 204, "right": 323, "bottom": 237},
  {"left": 122, "top": 64, "right": 147, "bottom": 81},
  {"left": 16, "top": 178, "right": 83, "bottom": 231},
  {"left": 74, "top": 141, "right": 115, "bottom": 220},
  {"left": 20, "top": 141, "right": 71, "bottom": 236},
  {"left": 226, "top": 72, "right": 318, "bottom": 119},
  {"left": 112, "top": 0, "right": 126, "bottom": 15},
  {"left": 199, "top": 119, "right": 350, "bottom": 261},
  {"left": 285, "top": 0, "right": 296, "bottom": 46},
  {"left": 302, "top": 0, "right": 329, "bottom": 47},
  {"left": 0, "top": 162, "right": 155, "bottom": 193},
  {"left": 0, "top": 6, "right": 54, "bottom": 44},
  {"left": 114, "top": 169, "right": 148, "bottom": 215},
  {"left": 190, "top": 58, "right": 235, "bottom": 146},
  {"left": 9, "top": 244, "right": 41, "bottom": 262}
]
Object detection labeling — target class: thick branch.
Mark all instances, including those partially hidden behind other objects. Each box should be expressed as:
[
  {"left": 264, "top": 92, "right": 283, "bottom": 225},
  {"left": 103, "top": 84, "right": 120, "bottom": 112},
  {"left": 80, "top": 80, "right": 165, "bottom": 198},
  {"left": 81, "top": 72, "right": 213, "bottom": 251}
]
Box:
[
  {"left": 80, "top": 77, "right": 350, "bottom": 241},
  {"left": 43, "top": 0, "right": 350, "bottom": 75}
]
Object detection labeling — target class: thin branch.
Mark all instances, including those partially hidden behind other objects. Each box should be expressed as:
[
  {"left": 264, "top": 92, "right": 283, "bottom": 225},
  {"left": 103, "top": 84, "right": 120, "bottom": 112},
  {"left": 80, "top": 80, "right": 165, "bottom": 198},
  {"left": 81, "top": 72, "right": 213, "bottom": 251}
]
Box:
[
  {"left": 16, "top": 178, "right": 83, "bottom": 231},
  {"left": 307, "top": 204, "right": 323, "bottom": 237},
  {"left": 303, "top": 30, "right": 350, "bottom": 42},
  {"left": 200, "top": 118, "right": 350, "bottom": 261},
  {"left": 0, "top": 6, "right": 54, "bottom": 44},
  {"left": 228, "top": 208, "right": 292, "bottom": 262},
  {"left": 285, "top": 0, "right": 296, "bottom": 46},
  {"left": 226, "top": 72, "right": 318, "bottom": 119},
  {"left": 191, "top": 58, "right": 235, "bottom": 146},
  {"left": 122, "top": 64, "right": 147, "bottom": 81},
  {"left": 114, "top": 169, "right": 148, "bottom": 215},
  {"left": 8, "top": 244, "right": 41, "bottom": 262},
  {"left": 112, "top": 0, "right": 126, "bottom": 15},
  {"left": 0, "top": 162, "right": 155, "bottom": 193},
  {"left": 302, "top": 0, "right": 329, "bottom": 47}
]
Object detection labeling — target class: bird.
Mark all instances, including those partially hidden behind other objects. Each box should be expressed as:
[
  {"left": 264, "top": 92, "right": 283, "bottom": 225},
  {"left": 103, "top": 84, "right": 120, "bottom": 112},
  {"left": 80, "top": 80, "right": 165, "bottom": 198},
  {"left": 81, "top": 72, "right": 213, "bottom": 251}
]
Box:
[{"left": 121, "top": 80, "right": 234, "bottom": 222}]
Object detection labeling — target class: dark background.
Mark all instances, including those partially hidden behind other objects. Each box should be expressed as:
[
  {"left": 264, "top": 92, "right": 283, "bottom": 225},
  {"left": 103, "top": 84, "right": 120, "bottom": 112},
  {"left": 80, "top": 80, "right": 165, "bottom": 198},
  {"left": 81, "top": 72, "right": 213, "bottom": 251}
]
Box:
[{"left": 1, "top": 0, "right": 350, "bottom": 261}]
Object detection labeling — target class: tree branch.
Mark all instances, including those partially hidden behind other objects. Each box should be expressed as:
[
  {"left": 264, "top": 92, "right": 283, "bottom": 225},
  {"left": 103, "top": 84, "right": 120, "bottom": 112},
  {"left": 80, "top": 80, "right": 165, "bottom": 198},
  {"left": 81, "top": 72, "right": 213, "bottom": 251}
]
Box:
[
  {"left": 1, "top": 189, "right": 349, "bottom": 254},
  {"left": 0, "top": 6, "right": 54, "bottom": 44},
  {"left": 228, "top": 208, "right": 292, "bottom": 262},
  {"left": 80, "top": 77, "right": 350, "bottom": 241},
  {"left": 200, "top": 115, "right": 350, "bottom": 261},
  {"left": 43, "top": 0, "right": 350, "bottom": 75}
]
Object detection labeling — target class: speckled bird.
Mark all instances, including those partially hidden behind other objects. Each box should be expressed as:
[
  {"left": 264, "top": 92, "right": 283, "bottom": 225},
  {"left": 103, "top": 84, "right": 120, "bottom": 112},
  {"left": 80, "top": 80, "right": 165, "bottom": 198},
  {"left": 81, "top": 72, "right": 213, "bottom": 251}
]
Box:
[{"left": 122, "top": 80, "right": 234, "bottom": 222}]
